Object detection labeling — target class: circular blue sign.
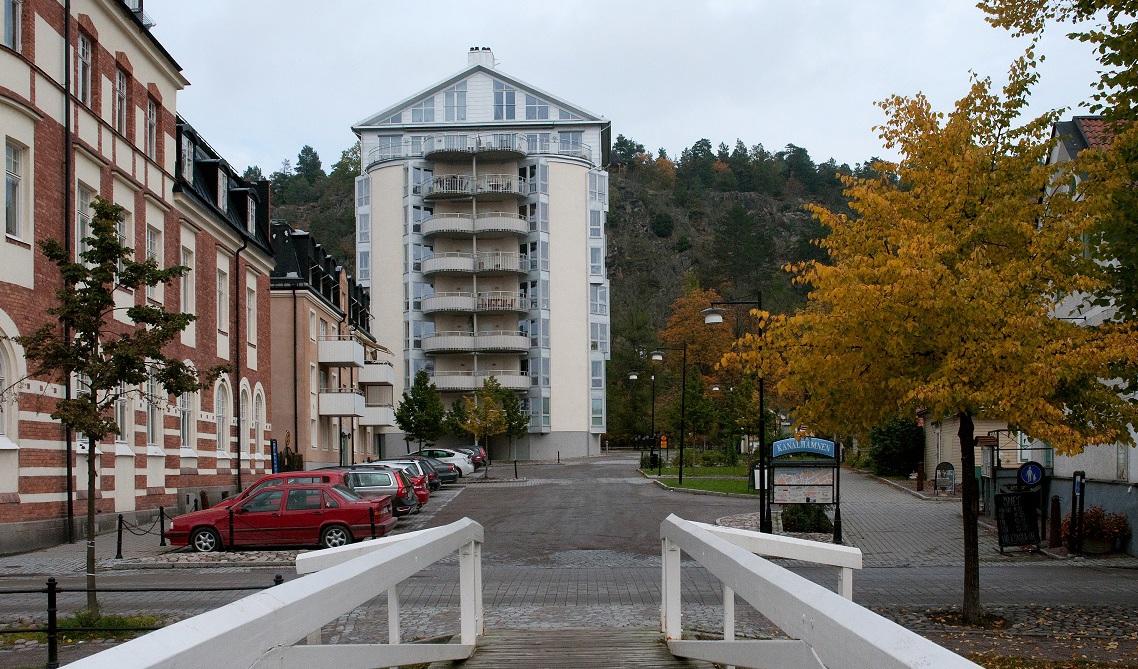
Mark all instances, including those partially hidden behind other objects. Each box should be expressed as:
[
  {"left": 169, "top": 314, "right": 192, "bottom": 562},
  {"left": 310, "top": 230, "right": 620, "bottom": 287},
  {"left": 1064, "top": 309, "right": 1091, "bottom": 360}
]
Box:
[{"left": 1017, "top": 461, "right": 1044, "bottom": 487}]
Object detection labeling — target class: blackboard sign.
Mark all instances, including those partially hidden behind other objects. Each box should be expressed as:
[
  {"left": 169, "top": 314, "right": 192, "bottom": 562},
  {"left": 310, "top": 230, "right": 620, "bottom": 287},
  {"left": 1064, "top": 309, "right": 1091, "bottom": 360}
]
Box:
[{"left": 995, "top": 492, "right": 1040, "bottom": 550}]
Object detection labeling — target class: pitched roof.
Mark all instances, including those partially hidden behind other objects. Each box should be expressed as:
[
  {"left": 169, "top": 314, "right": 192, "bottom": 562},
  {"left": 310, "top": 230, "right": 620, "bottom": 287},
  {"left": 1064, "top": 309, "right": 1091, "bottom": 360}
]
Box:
[
  {"left": 352, "top": 63, "right": 606, "bottom": 131},
  {"left": 1074, "top": 116, "right": 1115, "bottom": 149}
]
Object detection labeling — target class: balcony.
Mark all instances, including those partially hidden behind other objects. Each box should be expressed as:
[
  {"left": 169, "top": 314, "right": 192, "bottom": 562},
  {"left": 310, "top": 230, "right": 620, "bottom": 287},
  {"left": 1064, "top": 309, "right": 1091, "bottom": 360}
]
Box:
[
  {"left": 475, "top": 331, "right": 530, "bottom": 352},
  {"left": 422, "top": 213, "right": 474, "bottom": 238},
  {"left": 524, "top": 136, "right": 595, "bottom": 164},
  {"left": 422, "top": 332, "right": 477, "bottom": 353},
  {"left": 474, "top": 212, "right": 529, "bottom": 237},
  {"left": 359, "top": 360, "right": 395, "bottom": 386},
  {"left": 422, "top": 174, "right": 474, "bottom": 200},
  {"left": 476, "top": 291, "right": 527, "bottom": 313},
  {"left": 476, "top": 252, "right": 528, "bottom": 275},
  {"left": 421, "top": 253, "right": 475, "bottom": 275},
  {"left": 430, "top": 371, "right": 481, "bottom": 392},
  {"left": 422, "top": 133, "right": 527, "bottom": 162},
  {"left": 484, "top": 372, "right": 530, "bottom": 391},
  {"left": 475, "top": 175, "right": 528, "bottom": 201},
  {"left": 318, "top": 389, "right": 365, "bottom": 417},
  {"left": 360, "top": 404, "right": 396, "bottom": 427},
  {"left": 422, "top": 292, "right": 476, "bottom": 314},
  {"left": 318, "top": 336, "right": 365, "bottom": 368}
]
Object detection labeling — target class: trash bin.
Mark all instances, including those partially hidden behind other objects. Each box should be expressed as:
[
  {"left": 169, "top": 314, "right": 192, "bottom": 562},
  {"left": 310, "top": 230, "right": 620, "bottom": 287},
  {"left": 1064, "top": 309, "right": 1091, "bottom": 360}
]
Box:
[{"left": 649, "top": 453, "right": 659, "bottom": 468}]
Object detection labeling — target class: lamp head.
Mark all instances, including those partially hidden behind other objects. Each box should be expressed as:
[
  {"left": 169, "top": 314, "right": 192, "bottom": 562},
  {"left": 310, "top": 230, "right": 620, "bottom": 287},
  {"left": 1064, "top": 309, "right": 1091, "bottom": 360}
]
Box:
[
  {"left": 702, "top": 306, "right": 725, "bottom": 325},
  {"left": 628, "top": 372, "right": 639, "bottom": 381},
  {"left": 711, "top": 384, "right": 721, "bottom": 392},
  {"left": 650, "top": 350, "right": 664, "bottom": 362}
]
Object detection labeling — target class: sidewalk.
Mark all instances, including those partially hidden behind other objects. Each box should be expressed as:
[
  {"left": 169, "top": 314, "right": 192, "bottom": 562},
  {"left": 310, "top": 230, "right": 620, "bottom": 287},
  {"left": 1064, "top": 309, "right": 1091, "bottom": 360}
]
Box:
[{"left": 0, "top": 522, "right": 176, "bottom": 577}]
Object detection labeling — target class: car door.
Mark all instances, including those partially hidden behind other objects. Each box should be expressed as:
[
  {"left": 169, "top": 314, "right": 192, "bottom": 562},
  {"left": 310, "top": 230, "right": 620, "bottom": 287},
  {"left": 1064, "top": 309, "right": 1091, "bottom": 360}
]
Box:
[
  {"left": 281, "top": 487, "right": 326, "bottom": 544},
  {"left": 232, "top": 489, "right": 285, "bottom": 546}
]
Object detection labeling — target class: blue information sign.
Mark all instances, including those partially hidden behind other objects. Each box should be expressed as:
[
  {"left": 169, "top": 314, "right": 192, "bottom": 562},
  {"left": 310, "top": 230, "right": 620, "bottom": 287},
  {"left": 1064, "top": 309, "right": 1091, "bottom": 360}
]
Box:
[
  {"left": 772, "top": 436, "right": 836, "bottom": 459},
  {"left": 1017, "top": 461, "right": 1044, "bottom": 487}
]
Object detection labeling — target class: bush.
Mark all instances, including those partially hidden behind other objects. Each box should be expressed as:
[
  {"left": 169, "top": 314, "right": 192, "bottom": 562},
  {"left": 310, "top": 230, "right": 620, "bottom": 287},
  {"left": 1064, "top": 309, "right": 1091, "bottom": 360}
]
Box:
[
  {"left": 650, "top": 212, "right": 674, "bottom": 237},
  {"left": 1061, "top": 505, "right": 1132, "bottom": 546},
  {"left": 780, "top": 504, "right": 833, "bottom": 533},
  {"left": 866, "top": 418, "right": 923, "bottom": 476}
]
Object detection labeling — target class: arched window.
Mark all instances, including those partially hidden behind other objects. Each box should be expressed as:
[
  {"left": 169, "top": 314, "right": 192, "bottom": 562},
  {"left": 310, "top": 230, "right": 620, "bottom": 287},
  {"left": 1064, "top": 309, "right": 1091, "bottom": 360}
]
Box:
[
  {"left": 239, "top": 388, "right": 250, "bottom": 454},
  {"left": 178, "top": 390, "right": 195, "bottom": 448},
  {"left": 215, "top": 383, "right": 230, "bottom": 453},
  {"left": 0, "top": 355, "right": 8, "bottom": 439},
  {"left": 253, "top": 392, "right": 264, "bottom": 455}
]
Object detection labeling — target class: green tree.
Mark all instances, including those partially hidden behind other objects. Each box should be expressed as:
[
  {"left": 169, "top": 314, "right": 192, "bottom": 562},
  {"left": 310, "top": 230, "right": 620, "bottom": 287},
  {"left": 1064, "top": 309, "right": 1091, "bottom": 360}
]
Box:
[
  {"left": 866, "top": 417, "right": 924, "bottom": 476},
  {"left": 444, "top": 398, "right": 469, "bottom": 438},
  {"left": 242, "top": 165, "right": 264, "bottom": 182},
  {"left": 295, "top": 145, "right": 325, "bottom": 183},
  {"left": 778, "top": 56, "right": 1138, "bottom": 623},
  {"left": 16, "top": 198, "right": 211, "bottom": 613},
  {"left": 394, "top": 370, "right": 446, "bottom": 450}
]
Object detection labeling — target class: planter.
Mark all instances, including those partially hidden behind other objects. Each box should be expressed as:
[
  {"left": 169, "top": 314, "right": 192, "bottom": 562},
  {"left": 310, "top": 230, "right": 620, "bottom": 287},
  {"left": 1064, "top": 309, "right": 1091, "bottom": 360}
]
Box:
[{"left": 1081, "top": 538, "right": 1112, "bottom": 555}]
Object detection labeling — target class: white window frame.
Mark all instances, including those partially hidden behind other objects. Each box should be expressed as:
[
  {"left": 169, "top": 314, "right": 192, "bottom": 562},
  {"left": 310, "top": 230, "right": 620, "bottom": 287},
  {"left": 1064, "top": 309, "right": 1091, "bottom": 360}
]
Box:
[
  {"left": 146, "top": 371, "right": 161, "bottom": 448},
  {"left": 3, "top": 0, "right": 20, "bottom": 51},
  {"left": 5, "top": 139, "right": 24, "bottom": 239},
  {"left": 145, "top": 98, "right": 158, "bottom": 160},
  {"left": 145, "top": 224, "right": 162, "bottom": 300},
  {"left": 525, "top": 94, "right": 548, "bottom": 120},
  {"left": 589, "top": 209, "right": 603, "bottom": 238},
  {"left": 355, "top": 176, "right": 370, "bottom": 207},
  {"left": 411, "top": 96, "right": 434, "bottom": 123},
  {"left": 76, "top": 184, "right": 95, "bottom": 258},
  {"left": 180, "top": 247, "right": 194, "bottom": 314},
  {"left": 113, "top": 68, "right": 129, "bottom": 135},
  {"left": 215, "top": 383, "right": 229, "bottom": 452},
  {"left": 239, "top": 388, "right": 250, "bottom": 454},
  {"left": 246, "top": 196, "right": 256, "bottom": 233},
  {"left": 178, "top": 390, "right": 194, "bottom": 447},
  {"left": 246, "top": 286, "right": 256, "bottom": 343},
  {"left": 493, "top": 81, "right": 515, "bottom": 120},
  {"left": 216, "top": 268, "right": 228, "bottom": 333},
  {"left": 217, "top": 170, "right": 228, "bottom": 212},
  {"left": 444, "top": 82, "right": 466, "bottom": 122},
  {"left": 114, "top": 382, "right": 129, "bottom": 444},
  {"left": 590, "top": 246, "right": 603, "bottom": 276},
  {"left": 357, "top": 212, "right": 370, "bottom": 243},
  {"left": 77, "top": 33, "right": 92, "bottom": 106},
  {"left": 181, "top": 138, "right": 194, "bottom": 183},
  {"left": 357, "top": 251, "right": 370, "bottom": 281},
  {"left": 253, "top": 394, "right": 263, "bottom": 455}
]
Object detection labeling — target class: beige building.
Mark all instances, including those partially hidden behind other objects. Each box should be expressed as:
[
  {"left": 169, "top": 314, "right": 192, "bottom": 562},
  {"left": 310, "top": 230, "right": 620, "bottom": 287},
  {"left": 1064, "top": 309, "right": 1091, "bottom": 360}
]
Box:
[
  {"left": 270, "top": 222, "right": 394, "bottom": 469},
  {"left": 352, "top": 48, "right": 611, "bottom": 460}
]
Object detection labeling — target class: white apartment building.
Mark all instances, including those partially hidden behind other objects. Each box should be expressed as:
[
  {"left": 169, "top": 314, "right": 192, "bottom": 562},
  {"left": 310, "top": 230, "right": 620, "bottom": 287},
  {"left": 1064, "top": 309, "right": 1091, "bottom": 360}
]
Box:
[{"left": 352, "top": 47, "right": 611, "bottom": 460}]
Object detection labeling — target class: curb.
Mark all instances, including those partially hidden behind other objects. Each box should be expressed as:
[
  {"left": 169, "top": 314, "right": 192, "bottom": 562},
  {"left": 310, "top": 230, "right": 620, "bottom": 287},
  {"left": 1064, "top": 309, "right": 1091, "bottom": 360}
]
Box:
[
  {"left": 646, "top": 476, "right": 761, "bottom": 500},
  {"left": 855, "top": 469, "right": 958, "bottom": 502},
  {"left": 105, "top": 560, "right": 294, "bottom": 570},
  {"left": 455, "top": 477, "right": 528, "bottom": 485}
]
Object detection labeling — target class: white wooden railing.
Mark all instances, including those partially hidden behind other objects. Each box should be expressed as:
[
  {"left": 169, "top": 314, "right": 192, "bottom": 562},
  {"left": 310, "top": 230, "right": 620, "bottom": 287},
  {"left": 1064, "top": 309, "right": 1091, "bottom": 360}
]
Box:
[
  {"left": 660, "top": 515, "right": 980, "bottom": 669},
  {"left": 69, "top": 518, "right": 484, "bottom": 669}
]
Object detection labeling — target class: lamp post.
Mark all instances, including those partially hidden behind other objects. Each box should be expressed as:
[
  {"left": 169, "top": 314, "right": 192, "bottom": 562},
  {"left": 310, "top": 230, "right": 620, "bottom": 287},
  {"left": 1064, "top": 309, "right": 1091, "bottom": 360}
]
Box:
[
  {"left": 703, "top": 294, "right": 771, "bottom": 533},
  {"left": 651, "top": 345, "right": 688, "bottom": 485}
]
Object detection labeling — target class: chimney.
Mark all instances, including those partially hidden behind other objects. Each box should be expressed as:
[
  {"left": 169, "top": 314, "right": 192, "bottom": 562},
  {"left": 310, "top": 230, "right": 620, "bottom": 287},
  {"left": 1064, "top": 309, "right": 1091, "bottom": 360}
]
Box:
[{"left": 467, "top": 46, "right": 495, "bottom": 68}]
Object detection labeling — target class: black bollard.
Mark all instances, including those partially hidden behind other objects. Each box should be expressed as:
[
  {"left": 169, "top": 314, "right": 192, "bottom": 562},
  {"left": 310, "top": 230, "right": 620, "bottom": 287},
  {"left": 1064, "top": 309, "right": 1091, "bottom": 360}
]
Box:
[
  {"left": 514, "top": 460, "right": 518, "bottom": 480},
  {"left": 46, "top": 578, "right": 59, "bottom": 669},
  {"left": 1049, "top": 495, "right": 1062, "bottom": 548},
  {"left": 557, "top": 451, "right": 560, "bottom": 464},
  {"left": 273, "top": 574, "right": 284, "bottom": 586},
  {"left": 159, "top": 506, "right": 167, "bottom": 546},
  {"left": 115, "top": 514, "right": 124, "bottom": 559}
]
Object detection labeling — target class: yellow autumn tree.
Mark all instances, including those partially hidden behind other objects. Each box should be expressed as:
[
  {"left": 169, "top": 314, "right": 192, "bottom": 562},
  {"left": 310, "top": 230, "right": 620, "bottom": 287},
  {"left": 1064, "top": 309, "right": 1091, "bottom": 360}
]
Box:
[{"left": 778, "top": 55, "right": 1138, "bottom": 623}]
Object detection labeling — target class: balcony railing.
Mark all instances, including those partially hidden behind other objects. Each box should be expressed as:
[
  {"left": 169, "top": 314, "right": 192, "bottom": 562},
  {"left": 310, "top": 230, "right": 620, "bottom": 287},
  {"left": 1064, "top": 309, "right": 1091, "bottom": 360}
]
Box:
[
  {"left": 421, "top": 292, "right": 477, "bottom": 313},
  {"left": 317, "top": 336, "right": 365, "bottom": 368},
  {"left": 421, "top": 213, "right": 474, "bottom": 237},
  {"left": 430, "top": 370, "right": 529, "bottom": 392},
  {"left": 422, "top": 332, "right": 478, "bottom": 353},
  {"left": 422, "top": 175, "right": 473, "bottom": 199},
  {"left": 365, "top": 133, "right": 595, "bottom": 169},
  {"left": 359, "top": 360, "right": 395, "bottom": 386},
  {"left": 474, "top": 212, "right": 529, "bottom": 236},
  {"left": 476, "top": 291, "right": 526, "bottom": 312},
  {"left": 421, "top": 252, "right": 475, "bottom": 274},
  {"left": 318, "top": 388, "right": 365, "bottom": 417},
  {"left": 360, "top": 404, "right": 396, "bottom": 427},
  {"left": 474, "top": 331, "right": 530, "bottom": 352},
  {"left": 476, "top": 251, "right": 527, "bottom": 273},
  {"left": 475, "top": 174, "right": 527, "bottom": 199}
]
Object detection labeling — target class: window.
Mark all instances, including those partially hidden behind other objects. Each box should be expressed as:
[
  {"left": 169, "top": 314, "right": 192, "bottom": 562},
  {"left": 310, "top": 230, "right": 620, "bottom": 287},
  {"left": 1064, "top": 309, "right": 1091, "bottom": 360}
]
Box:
[
  {"left": 246, "top": 197, "right": 256, "bottom": 233},
  {"left": 217, "top": 171, "right": 228, "bottom": 212},
  {"left": 77, "top": 185, "right": 95, "bottom": 257},
  {"left": 239, "top": 389, "right": 250, "bottom": 454},
  {"left": 357, "top": 251, "right": 370, "bottom": 281},
  {"left": 309, "top": 418, "right": 317, "bottom": 449},
  {"left": 380, "top": 111, "right": 402, "bottom": 125},
  {"left": 286, "top": 489, "right": 323, "bottom": 511},
  {"left": 525, "top": 132, "right": 551, "bottom": 153},
  {"left": 411, "top": 205, "right": 431, "bottom": 233},
  {"left": 181, "top": 137, "right": 194, "bottom": 182},
  {"left": 559, "top": 108, "right": 581, "bottom": 121},
  {"left": 355, "top": 176, "right": 370, "bottom": 207},
  {"left": 253, "top": 394, "right": 263, "bottom": 455},
  {"left": 590, "top": 210, "right": 603, "bottom": 238},
  {"left": 493, "top": 81, "right": 515, "bottom": 120},
  {"left": 591, "top": 398, "right": 604, "bottom": 428},
  {"left": 590, "top": 284, "right": 608, "bottom": 315},
  {"left": 374, "top": 135, "right": 400, "bottom": 160},
  {"left": 217, "top": 269, "right": 228, "bottom": 332},
  {"left": 145, "top": 225, "right": 161, "bottom": 300},
  {"left": 180, "top": 248, "right": 194, "bottom": 314},
  {"left": 560, "top": 131, "right": 583, "bottom": 152},
  {"left": 5, "top": 140, "right": 23, "bottom": 238},
  {"left": 114, "top": 211, "right": 131, "bottom": 278},
  {"left": 114, "top": 382, "right": 129, "bottom": 443},
  {"left": 590, "top": 246, "right": 603, "bottom": 276},
  {"left": 115, "top": 69, "right": 128, "bottom": 135},
  {"left": 411, "top": 168, "right": 432, "bottom": 197},
  {"left": 444, "top": 82, "right": 466, "bottom": 122},
  {"left": 411, "top": 96, "right": 434, "bottom": 123},
  {"left": 145, "top": 98, "right": 158, "bottom": 159},
  {"left": 2, "top": 0, "right": 19, "bottom": 50},
  {"left": 178, "top": 391, "right": 194, "bottom": 447},
  {"left": 591, "top": 360, "right": 604, "bottom": 389},
  {"left": 146, "top": 372, "right": 161, "bottom": 448},
  {"left": 308, "top": 310, "right": 316, "bottom": 341},
  {"left": 246, "top": 286, "right": 256, "bottom": 342},
  {"left": 1119, "top": 444, "right": 1130, "bottom": 481},
  {"left": 77, "top": 34, "right": 91, "bottom": 106},
  {"left": 357, "top": 213, "right": 370, "bottom": 243},
  {"left": 215, "top": 384, "right": 229, "bottom": 451},
  {"left": 590, "top": 322, "right": 609, "bottom": 354},
  {"left": 319, "top": 318, "right": 328, "bottom": 339},
  {"left": 244, "top": 490, "right": 282, "bottom": 513},
  {"left": 525, "top": 95, "right": 548, "bottom": 120}
]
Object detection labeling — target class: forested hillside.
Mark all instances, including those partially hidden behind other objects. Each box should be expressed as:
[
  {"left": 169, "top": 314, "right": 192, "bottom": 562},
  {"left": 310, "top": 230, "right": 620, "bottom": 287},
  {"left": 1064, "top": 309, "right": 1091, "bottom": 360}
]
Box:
[{"left": 251, "top": 136, "right": 871, "bottom": 441}]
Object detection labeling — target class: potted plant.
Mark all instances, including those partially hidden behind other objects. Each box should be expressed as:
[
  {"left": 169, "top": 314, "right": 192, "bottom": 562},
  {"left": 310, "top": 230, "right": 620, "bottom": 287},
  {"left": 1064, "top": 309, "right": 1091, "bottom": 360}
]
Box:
[{"left": 1061, "top": 505, "right": 1132, "bottom": 554}]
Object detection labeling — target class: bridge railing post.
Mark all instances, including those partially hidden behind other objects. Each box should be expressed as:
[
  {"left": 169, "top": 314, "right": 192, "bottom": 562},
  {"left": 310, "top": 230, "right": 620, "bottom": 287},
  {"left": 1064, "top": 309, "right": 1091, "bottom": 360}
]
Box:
[
  {"left": 387, "top": 584, "right": 401, "bottom": 644},
  {"left": 723, "top": 584, "right": 735, "bottom": 669},
  {"left": 459, "top": 539, "right": 477, "bottom": 645},
  {"left": 663, "top": 537, "right": 682, "bottom": 640},
  {"left": 839, "top": 566, "right": 853, "bottom": 600},
  {"left": 474, "top": 540, "right": 484, "bottom": 635}
]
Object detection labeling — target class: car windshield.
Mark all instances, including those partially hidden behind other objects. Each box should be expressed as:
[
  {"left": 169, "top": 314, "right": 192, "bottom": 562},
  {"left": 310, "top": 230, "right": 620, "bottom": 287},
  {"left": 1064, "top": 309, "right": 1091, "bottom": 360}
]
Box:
[{"left": 331, "top": 485, "right": 362, "bottom": 502}]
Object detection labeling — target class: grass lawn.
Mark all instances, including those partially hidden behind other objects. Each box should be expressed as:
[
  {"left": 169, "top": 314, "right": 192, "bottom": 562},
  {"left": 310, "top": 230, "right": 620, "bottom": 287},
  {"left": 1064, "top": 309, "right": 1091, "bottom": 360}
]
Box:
[
  {"left": 969, "top": 657, "right": 1138, "bottom": 668},
  {"left": 657, "top": 477, "right": 755, "bottom": 495},
  {"left": 653, "top": 464, "right": 751, "bottom": 478},
  {"left": 0, "top": 611, "right": 162, "bottom": 645}
]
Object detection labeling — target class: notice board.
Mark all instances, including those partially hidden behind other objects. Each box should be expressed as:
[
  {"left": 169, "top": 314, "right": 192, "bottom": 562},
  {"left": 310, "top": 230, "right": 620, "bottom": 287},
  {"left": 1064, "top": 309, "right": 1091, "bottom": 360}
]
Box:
[{"left": 994, "top": 492, "right": 1040, "bottom": 549}]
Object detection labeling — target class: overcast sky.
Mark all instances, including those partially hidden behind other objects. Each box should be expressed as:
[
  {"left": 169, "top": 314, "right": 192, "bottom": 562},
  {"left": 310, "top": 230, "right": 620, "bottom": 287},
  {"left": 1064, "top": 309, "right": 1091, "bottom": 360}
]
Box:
[{"left": 148, "top": 0, "right": 1100, "bottom": 174}]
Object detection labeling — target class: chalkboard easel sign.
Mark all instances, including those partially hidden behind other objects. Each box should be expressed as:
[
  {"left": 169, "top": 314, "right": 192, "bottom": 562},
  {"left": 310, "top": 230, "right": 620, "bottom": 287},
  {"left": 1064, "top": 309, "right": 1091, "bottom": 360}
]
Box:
[{"left": 994, "top": 492, "right": 1040, "bottom": 552}]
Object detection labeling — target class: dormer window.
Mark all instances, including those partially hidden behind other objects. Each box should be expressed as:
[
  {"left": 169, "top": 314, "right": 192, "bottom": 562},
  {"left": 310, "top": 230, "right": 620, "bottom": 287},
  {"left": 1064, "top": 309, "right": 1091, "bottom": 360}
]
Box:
[
  {"left": 181, "top": 137, "right": 194, "bottom": 183},
  {"left": 411, "top": 96, "right": 434, "bottom": 123},
  {"left": 218, "top": 170, "right": 228, "bottom": 212},
  {"left": 246, "top": 196, "right": 256, "bottom": 233}
]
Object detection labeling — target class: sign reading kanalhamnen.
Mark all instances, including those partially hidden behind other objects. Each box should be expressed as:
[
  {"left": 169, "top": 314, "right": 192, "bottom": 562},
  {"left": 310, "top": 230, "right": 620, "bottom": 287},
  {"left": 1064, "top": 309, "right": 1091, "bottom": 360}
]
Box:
[{"left": 771, "top": 436, "right": 836, "bottom": 459}]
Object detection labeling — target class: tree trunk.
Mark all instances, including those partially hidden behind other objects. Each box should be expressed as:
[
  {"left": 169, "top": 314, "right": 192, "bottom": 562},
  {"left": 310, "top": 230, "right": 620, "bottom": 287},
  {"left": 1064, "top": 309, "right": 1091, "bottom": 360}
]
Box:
[
  {"left": 957, "top": 411, "right": 982, "bottom": 624},
  {"left": 85, "top": 435, "right": 98, "bottom": 614}
]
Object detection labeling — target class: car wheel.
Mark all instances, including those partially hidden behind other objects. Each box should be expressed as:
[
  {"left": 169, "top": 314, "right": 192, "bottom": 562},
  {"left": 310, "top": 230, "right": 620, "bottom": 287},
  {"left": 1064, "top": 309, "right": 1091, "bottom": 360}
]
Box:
[
  {"left": 190, "top": 527, "right": 221, "bottom": 553},
  {"left": 321, "top": 525, "right": 352, "bottom": 549}
]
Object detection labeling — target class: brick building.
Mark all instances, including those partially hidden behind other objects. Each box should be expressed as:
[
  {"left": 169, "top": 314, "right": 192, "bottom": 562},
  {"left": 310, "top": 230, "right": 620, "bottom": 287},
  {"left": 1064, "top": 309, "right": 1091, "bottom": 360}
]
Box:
[{"left": 0, "top": 0, "right": 274, "bottom": 553}]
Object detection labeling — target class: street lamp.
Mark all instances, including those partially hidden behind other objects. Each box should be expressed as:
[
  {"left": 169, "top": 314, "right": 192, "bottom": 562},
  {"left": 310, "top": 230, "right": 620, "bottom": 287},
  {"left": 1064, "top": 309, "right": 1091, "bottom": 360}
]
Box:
[
  {"left": 651, "top": 345, "right": 688, "bottom": 485},
  {"left": 704, "top": 294, "right": 771, "bottom": 533}
]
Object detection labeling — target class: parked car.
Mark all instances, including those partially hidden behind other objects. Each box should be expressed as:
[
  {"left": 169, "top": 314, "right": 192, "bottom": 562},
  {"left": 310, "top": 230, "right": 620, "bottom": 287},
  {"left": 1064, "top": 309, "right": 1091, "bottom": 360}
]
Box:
[
  {"left": 450, "top": 446, "right": 486, "bottom": 469},
  {"left": 168, "top": 483, "right": 396, "bottom": 552},
  {"left": 411, "top": 448, "right": 474, "bottom": 476},
  {"left": 407, "top": 455, "right": 459, "bottom": 485},
  {"left": 376, "top": 460, "right": 432, "bottom": 505},
  {"left": 208, "top": 471, "right": 342, "bottom": 511},
  {"left": 333, "top": 466, "right": 421, "bottom": 516}
]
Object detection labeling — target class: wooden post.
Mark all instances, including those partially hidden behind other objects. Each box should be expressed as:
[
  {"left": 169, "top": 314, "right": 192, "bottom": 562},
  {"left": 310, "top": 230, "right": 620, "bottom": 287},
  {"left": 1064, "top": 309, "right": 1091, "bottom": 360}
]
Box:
[
  {"left": 459, "top": 540, "right": 477, "bottom": 645},
  {"left": 387, "top": 586, "right": 400, "bottom": 644},
  {"left": 663, "top": 537, "right": 682, "bottom": 639}
]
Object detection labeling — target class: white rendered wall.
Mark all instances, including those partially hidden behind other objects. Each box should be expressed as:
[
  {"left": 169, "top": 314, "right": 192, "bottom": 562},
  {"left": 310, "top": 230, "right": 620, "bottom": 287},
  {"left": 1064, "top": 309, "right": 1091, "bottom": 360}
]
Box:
[
  {"left": 370, "top": 164, "right": 407, "bottom": 402},
  {"left": 547, "top": 160, "right": 590, "bottom": 434}
]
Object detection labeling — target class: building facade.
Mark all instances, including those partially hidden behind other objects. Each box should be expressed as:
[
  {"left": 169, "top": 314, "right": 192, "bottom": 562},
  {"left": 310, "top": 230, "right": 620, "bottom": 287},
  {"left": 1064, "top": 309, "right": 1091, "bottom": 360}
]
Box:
[
  {"left": 352, "top": 48, "right": 611, "bottom": 460},
  {"left": 269, "top": 221, "right": 395, "bottom": 470},
  {"left": 0, "top": 0, "right": 273, "bottom": 553}
]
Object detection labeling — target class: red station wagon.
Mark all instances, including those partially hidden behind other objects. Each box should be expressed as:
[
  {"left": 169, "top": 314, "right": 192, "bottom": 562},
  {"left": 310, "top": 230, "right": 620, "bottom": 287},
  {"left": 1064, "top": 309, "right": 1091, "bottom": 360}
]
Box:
[{"left": 167, "top": 483, "right": 396, "bottom": 552}]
